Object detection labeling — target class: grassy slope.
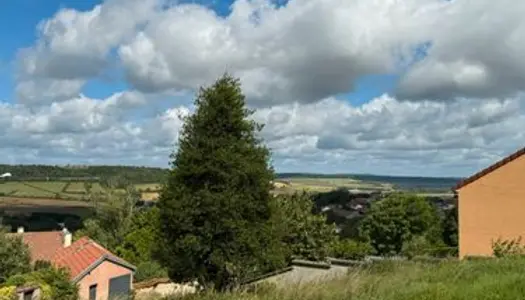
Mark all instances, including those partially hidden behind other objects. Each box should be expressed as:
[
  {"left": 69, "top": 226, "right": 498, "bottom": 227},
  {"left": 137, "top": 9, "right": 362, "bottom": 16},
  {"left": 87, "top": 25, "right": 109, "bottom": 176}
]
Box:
[{"left": 174, "top": 258, "right": 525, "bottom": 300}]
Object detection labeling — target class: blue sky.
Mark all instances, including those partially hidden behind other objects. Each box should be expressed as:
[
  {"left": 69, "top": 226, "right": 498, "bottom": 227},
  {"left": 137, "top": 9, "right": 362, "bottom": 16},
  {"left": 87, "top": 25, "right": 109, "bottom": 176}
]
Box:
[
  {"left": 0, "top": 0, "right": 396, "bottom": 105},
  {"left": 0, "top": 0, "right": 523, "bottom": 177}
]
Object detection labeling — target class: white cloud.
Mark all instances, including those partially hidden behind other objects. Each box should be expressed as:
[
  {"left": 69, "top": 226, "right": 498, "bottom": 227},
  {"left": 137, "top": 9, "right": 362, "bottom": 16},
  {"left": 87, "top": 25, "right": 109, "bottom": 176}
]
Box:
[
  {"left": 396, "top": 0, "right": 525, "bottom": 100},
  {"left": 4, "top": 0, "right": 525, "bottom": 176},
  {"left": 119, "top": 0, "right": 430, "bottom": 105}
]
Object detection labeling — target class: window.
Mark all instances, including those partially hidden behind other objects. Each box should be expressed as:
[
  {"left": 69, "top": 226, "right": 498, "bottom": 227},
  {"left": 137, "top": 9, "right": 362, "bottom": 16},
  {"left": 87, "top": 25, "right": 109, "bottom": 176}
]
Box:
[
  {"left": 89, "top": 284, "right": 97, "bottom": 300},
  {"left": 23, "top": 291, "right": 33, "bottom": 300}
]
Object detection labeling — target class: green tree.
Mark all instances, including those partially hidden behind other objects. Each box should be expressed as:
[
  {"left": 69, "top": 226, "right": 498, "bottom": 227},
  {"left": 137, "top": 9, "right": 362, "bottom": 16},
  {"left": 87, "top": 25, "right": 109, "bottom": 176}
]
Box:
[
  {"left": 0, "top": 229, "right": 31, "bottom": 283},
  {"left": 116, "top": 207, "right": 161, "bottom": 265},
  {"left": 443, "top": 204, "right": 458, "bottom": 248},
  {"left": 359, "top": 193, "right": 442, "bottom": 256},
  {"left": 157, "top": 75, "right": 286, "bottom": 290},
  {"left": 272, "top": 192, "right": 337, "bottom": 261},
  {"left": 76, "top": 186, "right": 140, "bottom": 251}
]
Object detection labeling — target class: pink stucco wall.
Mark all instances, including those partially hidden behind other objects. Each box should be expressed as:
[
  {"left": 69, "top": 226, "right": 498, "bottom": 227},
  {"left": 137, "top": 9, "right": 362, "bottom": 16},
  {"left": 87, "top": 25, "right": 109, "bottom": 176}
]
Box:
[{"left": 77, "top": 260, "right": 133, "bottom": 300}]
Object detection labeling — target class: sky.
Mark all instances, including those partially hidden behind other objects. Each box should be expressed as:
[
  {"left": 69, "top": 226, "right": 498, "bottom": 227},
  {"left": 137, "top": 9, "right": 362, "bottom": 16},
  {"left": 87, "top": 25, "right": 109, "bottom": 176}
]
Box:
[{"left": 0, "top": 0, "right": 524, "bottom": 177}]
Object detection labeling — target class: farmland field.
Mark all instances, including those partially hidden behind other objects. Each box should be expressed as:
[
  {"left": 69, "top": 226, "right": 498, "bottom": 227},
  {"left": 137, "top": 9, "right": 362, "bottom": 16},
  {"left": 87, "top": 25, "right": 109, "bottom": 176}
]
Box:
[
  {"left": 272, "top": 177, "right": 394, "bottom": 195},
  {"left": 65, "top": 182, "right": 86, "bottom": 193},
  {"left": 0, "top": 181, "right": 65, "bottom": 198}
]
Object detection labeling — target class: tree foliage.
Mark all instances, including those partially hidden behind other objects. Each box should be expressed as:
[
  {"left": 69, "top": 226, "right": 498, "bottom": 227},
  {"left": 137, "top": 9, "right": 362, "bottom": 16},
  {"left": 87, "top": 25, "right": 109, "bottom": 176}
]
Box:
[
  {"left": 77, "top": 187, "right": 165, "bottom": 281},
  {"left": 158, "top": 75, "right": 286, "bottom": 290},
  {"left": 4, "top": 266, "right": 77, "bottom": 300},
  {"left": 359, "top": 193, "right": 442, "bottom": 256},
  {"left": 271, "top": 192, "right": 338, "bottom": 261},
  {"left": 0, "top": 164, "right": 166, "bottom": 183},
  {"left": 0, "top": 229, "right": 31, "bottom": 283},
  {"left": 330, "top": 239, "right": 374, "bottom": 260},
  {"left": 75, "top": 186, "right": 140, "bottom": 251}
]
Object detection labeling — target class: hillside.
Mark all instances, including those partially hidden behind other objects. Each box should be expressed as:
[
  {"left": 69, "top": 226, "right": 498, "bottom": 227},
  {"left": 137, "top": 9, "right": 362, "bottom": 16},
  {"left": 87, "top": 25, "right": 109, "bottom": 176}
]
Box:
[{"left": 174, "top": 257, "right": 525, "bottom": 300}]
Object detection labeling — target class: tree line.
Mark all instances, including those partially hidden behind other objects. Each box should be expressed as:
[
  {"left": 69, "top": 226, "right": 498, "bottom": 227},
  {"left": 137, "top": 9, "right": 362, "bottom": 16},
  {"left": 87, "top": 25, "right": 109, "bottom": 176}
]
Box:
[{"left": 0, "top": 165, "right": 168, "bottom": 183}]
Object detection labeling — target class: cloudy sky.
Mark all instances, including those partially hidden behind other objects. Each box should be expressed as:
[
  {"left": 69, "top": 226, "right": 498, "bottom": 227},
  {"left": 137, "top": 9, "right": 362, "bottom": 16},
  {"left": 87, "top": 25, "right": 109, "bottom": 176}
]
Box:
[{"left": 0, "top": 0, "right": 524, "bottom": 177}]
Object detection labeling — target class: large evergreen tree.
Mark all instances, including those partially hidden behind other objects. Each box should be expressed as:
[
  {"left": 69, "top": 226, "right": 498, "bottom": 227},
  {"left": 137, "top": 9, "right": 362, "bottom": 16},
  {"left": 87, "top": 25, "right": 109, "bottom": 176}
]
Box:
[{"left": 157, "top": 75, "right": 286, "bottom": 290}]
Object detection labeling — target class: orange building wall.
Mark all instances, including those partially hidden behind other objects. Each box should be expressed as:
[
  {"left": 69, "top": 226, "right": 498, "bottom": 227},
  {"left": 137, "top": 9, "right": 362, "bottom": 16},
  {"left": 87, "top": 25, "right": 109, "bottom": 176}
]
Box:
[
  {"left": 77, "top": 260, "right": 134, "bottom": 300},
  {"left": 458, "top": 154, "right": 525, "bottom": 258}
]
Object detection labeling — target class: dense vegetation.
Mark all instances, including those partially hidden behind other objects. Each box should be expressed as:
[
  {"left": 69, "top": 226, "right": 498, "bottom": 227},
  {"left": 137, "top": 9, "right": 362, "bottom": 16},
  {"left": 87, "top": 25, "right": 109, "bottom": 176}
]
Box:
[{"left": 0, "top": 230, "right": 77, "bottom": 299}]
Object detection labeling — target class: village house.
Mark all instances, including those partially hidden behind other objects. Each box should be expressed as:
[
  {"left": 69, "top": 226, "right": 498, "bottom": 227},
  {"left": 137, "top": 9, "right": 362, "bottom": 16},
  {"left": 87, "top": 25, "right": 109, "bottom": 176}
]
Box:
[
  {"left": 455, "top": 146, "right": 525, "bottom": 258},
  {"left": 13, "top": 227, "right": 136, "bottom": 300}
]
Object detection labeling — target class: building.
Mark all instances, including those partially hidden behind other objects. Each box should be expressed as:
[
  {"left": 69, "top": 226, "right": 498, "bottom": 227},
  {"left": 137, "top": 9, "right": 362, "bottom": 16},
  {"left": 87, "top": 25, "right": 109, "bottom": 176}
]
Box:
[
  {"left": 14, "top": 228, "right": 136, "bottom": 300},
  {"left": 455, "top": 146, "right": 525, "bottom": 258}
]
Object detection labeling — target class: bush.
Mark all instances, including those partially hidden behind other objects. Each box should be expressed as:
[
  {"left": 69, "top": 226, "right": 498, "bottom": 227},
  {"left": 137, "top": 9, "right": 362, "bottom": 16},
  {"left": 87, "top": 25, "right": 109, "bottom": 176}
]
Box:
[
  {"left": 4, "top": 266, "right": 78, "bottom": 300},
  {"left": 401, "top": 236, "right": 433, "bottom": 259},
  {"left": 330, "top": 239, "right": 374, "bottom": 260},
  {"left": 0, "top": 286, "right": 16, "bottom": 300},
  {"left": 134, "top": 261, "right": 169, "bottom": 282},
  {"left": 492, "top": 237, "right": 525, "bottom": 257}
]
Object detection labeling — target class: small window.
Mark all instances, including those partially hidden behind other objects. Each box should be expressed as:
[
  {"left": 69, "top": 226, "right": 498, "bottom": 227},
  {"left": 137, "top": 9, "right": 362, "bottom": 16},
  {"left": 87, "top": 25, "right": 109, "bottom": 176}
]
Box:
[
  {"left": 89, "top": 284, "right": 97, "bottom": 300},
  {"left": 23, "top": 291, "right": 33, "bottom": 300}
]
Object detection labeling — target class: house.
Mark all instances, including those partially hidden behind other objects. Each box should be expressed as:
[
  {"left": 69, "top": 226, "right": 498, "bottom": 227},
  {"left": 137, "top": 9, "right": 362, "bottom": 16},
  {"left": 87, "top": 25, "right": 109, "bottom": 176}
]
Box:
[
  {"left": 454, "top": 146, "right": 525, "bottom": 259},
  {"left": 14, "top": 227, "right": 136, "bottom": 300}
]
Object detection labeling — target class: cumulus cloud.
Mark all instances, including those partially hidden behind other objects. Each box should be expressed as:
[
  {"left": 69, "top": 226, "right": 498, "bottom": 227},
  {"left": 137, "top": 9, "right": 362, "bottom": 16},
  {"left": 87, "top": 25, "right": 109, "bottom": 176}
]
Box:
[
  {"left": 396, "top": 0, "right": 525, "bottom": 100},
  {"left": 118, "top": 0, "right": 430, "bottom": 105},
  {"left": 4, "top": 0, "right": 525, "bottom": 176},
  {"left": 254, "top": 94, "right": 525, "bottom": 175}
]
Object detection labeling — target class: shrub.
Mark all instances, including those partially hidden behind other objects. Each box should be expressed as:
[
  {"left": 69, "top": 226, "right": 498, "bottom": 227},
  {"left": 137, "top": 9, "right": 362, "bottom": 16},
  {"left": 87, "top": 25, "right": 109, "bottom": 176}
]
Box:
[
  {"left": 134, "top": 261, "right": 169, "bottom": 282},
  {"left": 401, "top": 236, "right": 433, "bottom": 259},
  {"left": 0, "top": 286, "right": 16, "bottom": 300},
  {"left": 330, "top": 239, "right": 374, "bottom": 260},
  {"left": 492, "top": 237, "right": 525, "bottom": 257}
]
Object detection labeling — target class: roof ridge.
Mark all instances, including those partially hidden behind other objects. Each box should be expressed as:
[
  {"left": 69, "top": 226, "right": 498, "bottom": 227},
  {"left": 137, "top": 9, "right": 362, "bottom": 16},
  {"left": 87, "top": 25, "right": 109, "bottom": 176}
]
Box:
[{"left": 455, "top": 146, "right": 525, "bottom": 190}]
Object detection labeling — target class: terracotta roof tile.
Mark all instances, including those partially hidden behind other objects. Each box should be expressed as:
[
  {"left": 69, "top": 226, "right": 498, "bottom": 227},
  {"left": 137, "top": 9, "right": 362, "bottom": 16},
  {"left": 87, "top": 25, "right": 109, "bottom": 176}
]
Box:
[
  {"left": 51, "top": 236, "right": 113, "bottom": 280},
  {"left": 12, "top": 231, "right": 64, "bottom": 263},
  {"left": 13, "top": 231, "right": 135, "bottom": 281},
  {"left": 455, "top": 147, "right": 525, "bottom": 190}
]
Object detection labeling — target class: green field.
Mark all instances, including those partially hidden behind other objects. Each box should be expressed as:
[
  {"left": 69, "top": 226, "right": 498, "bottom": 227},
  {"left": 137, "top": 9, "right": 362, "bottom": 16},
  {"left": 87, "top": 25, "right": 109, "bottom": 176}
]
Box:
[
  {"left": 272, "top": 177, "right": 393, "bottom": 195},
  {"left": 0, "top": 181, "right": 108, "bottom": 199},
  {"left": 65, "top": 182, "right": 86, "bottom": 193},
  {"left": 0, "top": 181, "right": 64, "bottom": 198},
  {"left": 177, "top": 257, "right": 525, "bottom": 300}
]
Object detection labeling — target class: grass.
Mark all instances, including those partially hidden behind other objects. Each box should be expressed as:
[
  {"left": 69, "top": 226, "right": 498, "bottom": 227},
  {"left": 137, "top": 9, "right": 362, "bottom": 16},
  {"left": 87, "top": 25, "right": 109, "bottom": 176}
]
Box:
[
  {"left": 0, "top": 182, "right": 65, "bottom": 198},
  {"left": 168, "top": 257, "right": 525, "bottom": 300},
  {"left": 65, "top": 182, "right": 86, "bottom": 193}
]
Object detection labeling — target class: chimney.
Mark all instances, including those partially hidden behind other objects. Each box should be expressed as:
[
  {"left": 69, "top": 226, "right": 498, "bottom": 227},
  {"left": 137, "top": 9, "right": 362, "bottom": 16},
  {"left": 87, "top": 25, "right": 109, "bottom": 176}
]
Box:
[
  {"left": 62, "top": 227, "right": 72, "bottom": 247},
  {"left": 17, "top": 226, "right": 24, "bottom": 233}
]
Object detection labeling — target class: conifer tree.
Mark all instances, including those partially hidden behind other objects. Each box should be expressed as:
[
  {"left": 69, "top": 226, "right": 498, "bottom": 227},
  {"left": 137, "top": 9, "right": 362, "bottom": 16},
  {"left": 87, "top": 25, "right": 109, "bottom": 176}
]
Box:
[{"left": 157, "top": 75, "right": 285, "bottom": 290}]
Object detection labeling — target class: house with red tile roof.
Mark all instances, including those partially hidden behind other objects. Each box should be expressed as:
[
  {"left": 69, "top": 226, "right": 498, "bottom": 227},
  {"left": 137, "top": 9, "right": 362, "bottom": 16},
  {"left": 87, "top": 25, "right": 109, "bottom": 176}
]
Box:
[{"left": 13, "top": 227, "right": 136, "bottom": 300}]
